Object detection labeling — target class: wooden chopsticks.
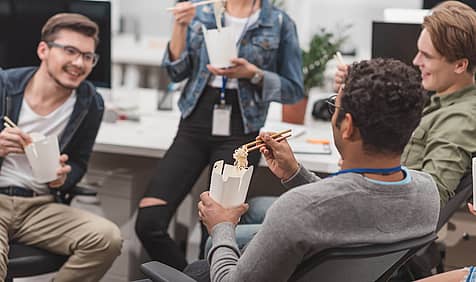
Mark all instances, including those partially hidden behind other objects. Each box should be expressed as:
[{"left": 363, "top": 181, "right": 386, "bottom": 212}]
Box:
[
  {"left": 166, "top": 0, "right": 225, "bottom": 11},
  {"left": 245, "top": 129, "right": 292, "bottom": 152},
  {"left": 3, "top": 116, "right": 17, "bottom": 129},
  {"left": 334, "top": 51, "right": 344, "bottom": 66}
]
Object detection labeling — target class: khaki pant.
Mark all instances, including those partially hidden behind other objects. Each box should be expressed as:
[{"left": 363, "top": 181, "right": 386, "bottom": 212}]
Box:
[{"left": 0, "top": 194, "right": 122, "bottom": 282}]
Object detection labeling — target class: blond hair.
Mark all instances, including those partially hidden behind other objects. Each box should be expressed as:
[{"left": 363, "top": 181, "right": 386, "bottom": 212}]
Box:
[{"left": 423, "top": 1, "right": 476, "bottom": 73}]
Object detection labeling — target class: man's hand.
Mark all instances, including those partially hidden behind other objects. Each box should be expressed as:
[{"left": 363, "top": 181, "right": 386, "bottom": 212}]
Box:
[
  {"left": 207, "top": 58, "right": 260, "bottom": 80},
  {"left": 0, "top": 127, "right": 32, "bottom": 157},
  {"left": 259, "top": 132, "right": 299, "bottom": 181},
  {"left": 172, "top": 1, "right": 196, "bottom": 27},
  {"left": 48, "top": 154, "right": 71, "bottom": 188},
  {"left": 334, "top": 64, "right": 349, "bottom": 92},
  {"left": 198, "top": 191, "right": 248, "bottom": 234},
  {"left": 468, "top": 203, "right": 476, "bottom": 216}
]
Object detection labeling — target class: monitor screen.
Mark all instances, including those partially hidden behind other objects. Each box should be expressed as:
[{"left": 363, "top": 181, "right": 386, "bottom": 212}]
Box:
[
  {"left": 423, "top": 0, "right": 476, "bottom": 9},
  {"left": 0, "top": 0, "right": 111, "bottom": 88},
  {"left": 371, "top": 22, "right": 421, "bottom": 67}
]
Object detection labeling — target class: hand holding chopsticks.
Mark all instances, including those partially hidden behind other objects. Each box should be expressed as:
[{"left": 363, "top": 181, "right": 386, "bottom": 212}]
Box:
[
  {"left": 167, "top": 0, "right": 226, "bottom": 11},
  {"left": 2, "top": 116, "right": 31, "bottom": 149},
  {"left": 255, "top": 130, "right": 300, "bottom": 181},
  {"left": 244, "top": 129, "right": 292, "bottom": 152}
]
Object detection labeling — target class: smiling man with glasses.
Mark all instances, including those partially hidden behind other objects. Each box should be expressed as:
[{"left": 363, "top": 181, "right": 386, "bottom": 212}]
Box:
[{"left": 0, "top": 13, "right": 121, "bottom": 281}]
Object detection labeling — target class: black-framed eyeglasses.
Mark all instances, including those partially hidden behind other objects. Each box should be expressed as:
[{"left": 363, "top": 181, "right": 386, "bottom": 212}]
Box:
[
  {"left": 326, "top": 95, "right": 344, "bottom": 116},
  {"left": 46, "top": 41, "right": 99, "bottom": 67}
]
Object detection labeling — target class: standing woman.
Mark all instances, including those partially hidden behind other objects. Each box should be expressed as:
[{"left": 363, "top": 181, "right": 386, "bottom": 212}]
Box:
[{"left": 135, "top": 0, "right": 304, "bottom": 270}]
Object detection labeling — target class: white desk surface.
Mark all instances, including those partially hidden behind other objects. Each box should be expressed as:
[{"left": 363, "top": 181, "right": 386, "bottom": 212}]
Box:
[{"left": 94, "top": 88, "right": 340, "bottom": 173}]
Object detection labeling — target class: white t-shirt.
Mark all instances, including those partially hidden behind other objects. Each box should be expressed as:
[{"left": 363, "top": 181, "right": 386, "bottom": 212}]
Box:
[
  {"left": 208, "top": 9, "right": 261, "bottom": 89},
  {"left": 0, "top": 92, "right": 77, "bottom": 194}
]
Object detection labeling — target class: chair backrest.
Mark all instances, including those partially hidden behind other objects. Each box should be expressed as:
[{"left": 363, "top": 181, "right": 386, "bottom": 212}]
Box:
[
  {"left": 436, "top": 173, "right": 472, "bottom": 231},
  {"left": 289, "top": 232, "right": 437, "bottom": 282}
]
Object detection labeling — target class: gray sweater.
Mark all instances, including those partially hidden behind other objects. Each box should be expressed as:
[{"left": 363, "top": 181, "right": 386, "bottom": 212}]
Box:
[{"left": 208, "top": 166, "right": 440, "bottom": 282}]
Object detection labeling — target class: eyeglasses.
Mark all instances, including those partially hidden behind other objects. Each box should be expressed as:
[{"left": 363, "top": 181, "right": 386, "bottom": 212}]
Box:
[
  {"left": 326, "top": 95, "right": 344, "bottom": 116},
  {"left": 46, "top": 41, "right": 99, "bottom": 66}
]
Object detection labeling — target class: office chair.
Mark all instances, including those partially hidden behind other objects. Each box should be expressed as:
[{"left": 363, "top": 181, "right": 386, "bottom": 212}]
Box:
[
  {"left": 5, "top": 185, "right": 98, "bottom": 281},
  {"left": 436, "top": 173, "right": 472, "bottom": 232},
  {"left": 402, "top": 173, "right": 473, "bottom": 279},
  {"left": 139, "top": 232, "right": 437, "bottom": 282}
]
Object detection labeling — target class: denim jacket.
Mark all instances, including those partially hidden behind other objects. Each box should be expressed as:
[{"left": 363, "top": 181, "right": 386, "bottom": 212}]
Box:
[
  {"left": 163, "top": 0, "right": 304, "bottom": 134},
  {"left": 0, "top": 67, "right": 104, "bottom": 194}
]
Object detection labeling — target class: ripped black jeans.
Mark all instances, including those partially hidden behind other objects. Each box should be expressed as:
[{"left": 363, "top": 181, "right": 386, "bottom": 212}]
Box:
[{"left": 135, "top": 87, "right": 260, "bottom": 270}]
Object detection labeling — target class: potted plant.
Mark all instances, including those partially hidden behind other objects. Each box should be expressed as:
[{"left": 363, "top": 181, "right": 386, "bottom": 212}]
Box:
[{"left": 282, "top": 28, "right": 346, "bottom": 124}]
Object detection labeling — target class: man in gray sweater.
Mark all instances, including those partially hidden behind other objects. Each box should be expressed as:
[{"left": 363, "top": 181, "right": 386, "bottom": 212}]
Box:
[{"left": 197, "top": 58, "right": 440, "bottom": 282}]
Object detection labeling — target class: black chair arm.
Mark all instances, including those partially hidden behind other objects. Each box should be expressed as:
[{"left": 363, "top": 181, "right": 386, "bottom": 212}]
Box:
[
  {"left": 141, "top": 261, "right": 196, "bottom": 282},
  {"left": 436, "top": 173, "right": 472, "bottom": 231},
  {"left": 56, "top": 184, "right": 98, "bottom": 205}
]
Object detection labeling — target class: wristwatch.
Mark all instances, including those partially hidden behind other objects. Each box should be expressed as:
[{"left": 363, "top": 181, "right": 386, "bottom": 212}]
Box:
[{"left": 250, "top": 69, "right": 264, "bottom": 85}]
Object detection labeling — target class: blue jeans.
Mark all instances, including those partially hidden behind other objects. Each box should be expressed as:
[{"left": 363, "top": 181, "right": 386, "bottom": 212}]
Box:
[{"left": 205, "top": 196, "right": 277, "bottom": 256}]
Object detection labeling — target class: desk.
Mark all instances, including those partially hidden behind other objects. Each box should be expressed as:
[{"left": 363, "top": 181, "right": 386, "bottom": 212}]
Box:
[
  {"left": 84, "top": 88, "right": 339, "bottom": 281},
  {"left": 94, "top": 88, "right": 340, "bottom": 173}
]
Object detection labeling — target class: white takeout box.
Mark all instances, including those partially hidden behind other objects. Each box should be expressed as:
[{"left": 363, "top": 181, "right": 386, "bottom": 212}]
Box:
[
  {"left": 24, "top": 134, "right": 60, "bottom": 183},
  {"left": 209, "top": 160, "right": 254, "bottom": 208},
  {"left": 202, "top": 26, "right": 238, "bottom": 68}
]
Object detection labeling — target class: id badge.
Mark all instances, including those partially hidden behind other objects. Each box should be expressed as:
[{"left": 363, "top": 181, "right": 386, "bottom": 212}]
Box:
[{"left": 212, "top": 104, "right": 232, "bottom": 136}]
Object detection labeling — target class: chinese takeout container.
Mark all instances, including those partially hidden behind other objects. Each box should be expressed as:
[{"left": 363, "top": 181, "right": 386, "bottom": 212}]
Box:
[{"left": 209, "top": 160, "right": 254, "bottom": 208}]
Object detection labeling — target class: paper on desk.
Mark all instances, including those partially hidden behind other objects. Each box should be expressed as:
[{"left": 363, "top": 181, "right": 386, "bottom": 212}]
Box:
[
  {"left": 288, "top": 140, "right": 332, "bottom": 155},
  {"left": 209, "top": 160, "right": 254, "bottom": 208}
]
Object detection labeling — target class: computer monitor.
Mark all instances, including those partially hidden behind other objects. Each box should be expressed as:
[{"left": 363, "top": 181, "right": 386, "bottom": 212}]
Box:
[
  {"left": 0, "top": 0, "right": 111, "bottom": 88},
  {"left": 423, "top": 0, "right": 476, "bottom": 10},
  {"left": 371, "top": 22, "right": 422, "bottom": 67}
]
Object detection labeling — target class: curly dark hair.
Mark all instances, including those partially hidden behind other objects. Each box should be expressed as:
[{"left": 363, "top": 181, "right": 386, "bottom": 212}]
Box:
[{"left": 337, "top": 58, "right": 425, "bottom": 155}]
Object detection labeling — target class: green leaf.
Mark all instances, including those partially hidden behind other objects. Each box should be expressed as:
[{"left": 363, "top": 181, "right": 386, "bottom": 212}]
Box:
[{"left": 302, "top": 27, "right": 349, "bottom": 94}]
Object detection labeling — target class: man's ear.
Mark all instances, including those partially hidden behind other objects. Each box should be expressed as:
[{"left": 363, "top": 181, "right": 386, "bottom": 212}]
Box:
[
  {"left": 454, "top": 58, "right": 469, "bottom": 74},
  {"left": 342, "top": 113, "right": 360, "bottom": 141},
  {"left": 37, "top": 41, "right": 49, "bottom": 61}
]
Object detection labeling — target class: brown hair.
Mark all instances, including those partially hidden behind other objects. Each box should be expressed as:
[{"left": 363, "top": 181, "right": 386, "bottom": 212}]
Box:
[
  {"left": 41, "top": 13, "right": 99, "bottom": 47},
  {"left": 423, "top": 1, "right": 476, "bottom": 73}
]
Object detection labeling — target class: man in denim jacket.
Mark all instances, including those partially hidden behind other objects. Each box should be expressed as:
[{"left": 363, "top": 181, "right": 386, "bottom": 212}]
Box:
[{"left": 0, "top": 13, "right": 121, "bottom": 281}]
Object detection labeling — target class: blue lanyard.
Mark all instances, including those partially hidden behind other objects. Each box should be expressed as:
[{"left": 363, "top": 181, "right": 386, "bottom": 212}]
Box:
[
  {"left": 220, "top": 76, "right": 228, "bottom": 105},
  {"left": 467, "top": 266, "right": 476, "bottom": 282},
  {"left": 330, "top": 165, "right": 402, "bottom": 177}
]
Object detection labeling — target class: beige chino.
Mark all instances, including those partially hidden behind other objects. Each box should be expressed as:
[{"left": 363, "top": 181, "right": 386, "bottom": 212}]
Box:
[{"left": 0, "top": 194, "right": 122, "bottom": 282}]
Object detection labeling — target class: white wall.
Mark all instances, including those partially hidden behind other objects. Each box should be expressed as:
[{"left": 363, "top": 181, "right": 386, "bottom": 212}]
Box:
[
  {"left": 119, "top": 0, "right": 175, "bottom": 37},
  {"left": 116, "top": 0, "right": 423, "bottom": 58},
  {"left": 285, "top": 0, "right": 422, "bottom": 59}
]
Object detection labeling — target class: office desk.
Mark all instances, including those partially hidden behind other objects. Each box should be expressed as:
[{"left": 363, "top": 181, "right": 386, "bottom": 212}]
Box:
[
  {"left": 94, "top": 88, "right": 340, "bottom": 173},
  {"left": 84, "top": 88, "right": 339, "bottom": 281}
]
